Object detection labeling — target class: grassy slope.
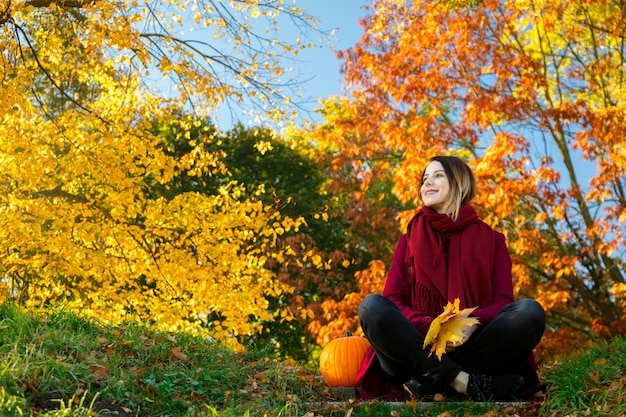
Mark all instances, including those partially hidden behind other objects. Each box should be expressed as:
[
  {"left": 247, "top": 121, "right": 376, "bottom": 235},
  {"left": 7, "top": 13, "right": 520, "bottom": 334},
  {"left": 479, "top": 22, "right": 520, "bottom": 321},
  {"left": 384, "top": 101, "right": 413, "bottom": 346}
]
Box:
[{"left": 0, "top": 303, "right": 624, "bottom": 417}]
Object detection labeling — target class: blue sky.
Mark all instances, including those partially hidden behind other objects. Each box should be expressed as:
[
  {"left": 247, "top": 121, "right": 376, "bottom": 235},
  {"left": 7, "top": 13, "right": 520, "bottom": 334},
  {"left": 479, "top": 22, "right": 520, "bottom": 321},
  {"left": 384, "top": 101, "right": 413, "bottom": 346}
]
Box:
[
  {"left": 292, "top": 2, "right": 597, "bottom": 186},
  {"left": 150, "top": 1, "right": 371, "bottom": 128},
  {"left": 293, "top": 1, "right": 369, "bottom": 111}
]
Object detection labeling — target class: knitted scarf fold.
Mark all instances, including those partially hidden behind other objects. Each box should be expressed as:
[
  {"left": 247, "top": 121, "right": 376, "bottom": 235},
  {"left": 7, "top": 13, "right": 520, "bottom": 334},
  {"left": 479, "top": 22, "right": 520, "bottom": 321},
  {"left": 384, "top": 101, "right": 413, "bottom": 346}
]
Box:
[{"left": 405, "top": 205, "right": 496, "bottom": 317}]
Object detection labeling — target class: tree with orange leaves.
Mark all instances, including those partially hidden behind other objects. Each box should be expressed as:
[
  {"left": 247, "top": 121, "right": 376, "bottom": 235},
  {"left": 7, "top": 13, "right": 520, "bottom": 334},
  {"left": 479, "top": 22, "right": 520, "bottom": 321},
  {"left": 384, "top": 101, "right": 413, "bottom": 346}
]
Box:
[
  {"left": 314, "top": 0, "right": 625, "bottom": 348},
  {"left": 301, "top": 98, "right": 412, "bottom": 347}
]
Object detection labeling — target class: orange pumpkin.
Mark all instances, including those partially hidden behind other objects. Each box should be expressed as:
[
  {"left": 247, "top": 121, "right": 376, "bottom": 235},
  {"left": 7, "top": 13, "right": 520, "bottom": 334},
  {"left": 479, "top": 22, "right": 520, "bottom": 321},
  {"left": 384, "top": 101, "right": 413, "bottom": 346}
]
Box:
[{"left": 319, "top": 332, "right": 371, "bottom": 387}]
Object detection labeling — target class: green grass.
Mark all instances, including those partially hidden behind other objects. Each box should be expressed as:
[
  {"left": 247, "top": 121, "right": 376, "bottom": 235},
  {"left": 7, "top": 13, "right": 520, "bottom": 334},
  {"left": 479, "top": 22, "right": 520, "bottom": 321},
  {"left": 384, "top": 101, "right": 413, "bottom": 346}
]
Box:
[
  {"left": 1, "top": 302, "right": 624, "bottom": 417},
  {"left": 539, "top": 336, "right": 626, "bottom": 416},
  {"left": 0, "top": 302, "right": 324, "bottom": 416}
]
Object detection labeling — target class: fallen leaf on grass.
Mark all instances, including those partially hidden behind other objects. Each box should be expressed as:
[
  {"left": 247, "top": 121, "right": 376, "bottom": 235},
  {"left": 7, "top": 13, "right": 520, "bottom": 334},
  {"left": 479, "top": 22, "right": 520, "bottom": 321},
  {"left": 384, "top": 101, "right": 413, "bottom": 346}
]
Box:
[
  {"left": 90, "top": 364, "right": 110, "bottom": 383},
  {"left": 242, "top": 380, "right": 259, "bottom": 393},
  {"left": 433, "top": 392, "right": 445, "bottom": 402},
  {"left": 170, "top": 347, "right": 188, "bottom": 361},
  {"left": 501, "top": 406, "right": 517, "bottom": 415},
  {"left": 72, "top": 387, "right": 85, "bottom": 403},
  {"left": 283, "top": 358, "right": 297, "bottom": 367},
  {"left": 609, "top": 375, "right": 626, "bottom": 392},
  {"left": 594, "top": 357, "right": 608, "bottom": 366}
]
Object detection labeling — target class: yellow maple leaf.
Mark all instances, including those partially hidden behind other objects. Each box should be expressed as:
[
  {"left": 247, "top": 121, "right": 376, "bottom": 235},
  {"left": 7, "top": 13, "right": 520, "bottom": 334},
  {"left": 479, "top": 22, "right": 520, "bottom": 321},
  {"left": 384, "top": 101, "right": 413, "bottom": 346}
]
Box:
[{"left": 423, "top": 298, "right": 480, "bottom": 360}]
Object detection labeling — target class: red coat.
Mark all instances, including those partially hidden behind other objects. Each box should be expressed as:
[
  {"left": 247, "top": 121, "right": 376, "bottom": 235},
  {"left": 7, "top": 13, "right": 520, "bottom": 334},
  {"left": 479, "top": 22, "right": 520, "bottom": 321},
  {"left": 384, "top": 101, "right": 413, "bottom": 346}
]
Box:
[{"left": 355, "top": 231, "right": 515, "bottom": 400}]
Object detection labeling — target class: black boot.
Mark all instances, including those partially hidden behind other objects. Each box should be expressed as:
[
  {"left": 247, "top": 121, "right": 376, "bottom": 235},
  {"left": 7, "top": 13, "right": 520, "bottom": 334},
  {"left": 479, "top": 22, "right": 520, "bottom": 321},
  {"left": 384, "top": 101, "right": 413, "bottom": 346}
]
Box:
[
  {"left": 467, "top": 373, "right": 525, "bottom": 401},
  {"left": 403, "top": 375, "right": 438, "bottom": 400}
]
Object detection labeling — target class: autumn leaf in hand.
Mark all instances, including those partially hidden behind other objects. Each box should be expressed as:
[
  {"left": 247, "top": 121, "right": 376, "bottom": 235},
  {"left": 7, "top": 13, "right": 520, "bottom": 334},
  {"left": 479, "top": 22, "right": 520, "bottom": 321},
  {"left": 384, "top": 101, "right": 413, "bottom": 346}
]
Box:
[{"left": 423, "top": 298, "right": 480, "bottom": 360}]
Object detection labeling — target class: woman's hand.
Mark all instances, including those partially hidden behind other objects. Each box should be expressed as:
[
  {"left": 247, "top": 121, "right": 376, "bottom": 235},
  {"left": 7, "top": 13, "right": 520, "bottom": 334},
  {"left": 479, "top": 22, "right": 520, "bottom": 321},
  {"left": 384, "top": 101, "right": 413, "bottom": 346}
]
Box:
[
  {"left": 444, "top": 323, "right": 481, "bottom": 352},
  {"left": 461, "top": 322, "right": 480, "bottom": 344}
]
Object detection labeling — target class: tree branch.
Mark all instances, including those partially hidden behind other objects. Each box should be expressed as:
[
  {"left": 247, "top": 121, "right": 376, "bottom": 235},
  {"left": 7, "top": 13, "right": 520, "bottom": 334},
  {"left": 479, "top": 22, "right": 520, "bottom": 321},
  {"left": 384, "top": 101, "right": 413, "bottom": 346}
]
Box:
[
  {"left": 31, "top": 184, "right": 88, "bottom": 203},
  {"left": 26, "top": 0, "right": 95, "bottom": 7},
  {"left": 0, "top": 0, "right": 11, "bottom": 25}
]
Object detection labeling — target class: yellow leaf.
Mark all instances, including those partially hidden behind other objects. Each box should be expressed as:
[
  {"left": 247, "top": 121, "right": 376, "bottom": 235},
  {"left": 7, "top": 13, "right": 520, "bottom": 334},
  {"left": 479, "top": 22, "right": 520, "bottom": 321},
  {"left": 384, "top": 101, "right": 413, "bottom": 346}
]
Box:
[
  {"left": 423, "top": 298, "right": 479, "bottom": 360},
  {"left": 423, "top": 316, "right": 442, "bottom": 348},
  {"left": 423, "top": 298, "right": 460, "bottom": 347}
]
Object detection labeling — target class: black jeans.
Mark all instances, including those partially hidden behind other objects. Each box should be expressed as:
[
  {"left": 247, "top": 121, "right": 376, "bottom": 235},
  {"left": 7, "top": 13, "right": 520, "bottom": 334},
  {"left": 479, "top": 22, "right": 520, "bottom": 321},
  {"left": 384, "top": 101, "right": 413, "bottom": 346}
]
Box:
[{"left": 358, "top": 294, "right": 546, "bottom": 386}]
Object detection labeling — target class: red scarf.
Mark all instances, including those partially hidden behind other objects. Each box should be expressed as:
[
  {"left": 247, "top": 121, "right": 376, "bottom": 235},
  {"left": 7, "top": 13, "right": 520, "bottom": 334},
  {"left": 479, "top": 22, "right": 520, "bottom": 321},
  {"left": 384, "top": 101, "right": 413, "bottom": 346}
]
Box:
[{"left": 405, "top": 205, "right": 495, "bottom": 317}]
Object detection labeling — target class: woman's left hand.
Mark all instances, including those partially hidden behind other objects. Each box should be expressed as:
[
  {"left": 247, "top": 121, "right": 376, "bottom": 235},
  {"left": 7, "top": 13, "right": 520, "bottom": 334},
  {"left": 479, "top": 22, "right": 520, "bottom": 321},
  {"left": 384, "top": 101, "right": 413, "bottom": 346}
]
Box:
[
  {"left": 460, "top": 323, "right": 480, "bottom": 344},
  {"left": 445, "top": 323, "right": 480, "bottom": 352}
]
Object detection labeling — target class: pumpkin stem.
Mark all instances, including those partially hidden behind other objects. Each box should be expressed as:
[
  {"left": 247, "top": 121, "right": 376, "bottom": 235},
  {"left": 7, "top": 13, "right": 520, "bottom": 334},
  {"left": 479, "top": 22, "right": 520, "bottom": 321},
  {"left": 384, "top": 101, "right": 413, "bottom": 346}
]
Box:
[{"left": 345, "top": 331, "right": 353, "bottom": 337}]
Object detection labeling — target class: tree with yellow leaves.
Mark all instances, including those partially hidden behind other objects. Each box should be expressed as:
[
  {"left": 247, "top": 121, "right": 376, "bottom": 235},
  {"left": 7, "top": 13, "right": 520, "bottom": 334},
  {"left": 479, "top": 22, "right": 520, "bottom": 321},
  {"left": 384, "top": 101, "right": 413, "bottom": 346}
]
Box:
[{"left": 0, "top": 0, "right": 321, "bottom": 349}]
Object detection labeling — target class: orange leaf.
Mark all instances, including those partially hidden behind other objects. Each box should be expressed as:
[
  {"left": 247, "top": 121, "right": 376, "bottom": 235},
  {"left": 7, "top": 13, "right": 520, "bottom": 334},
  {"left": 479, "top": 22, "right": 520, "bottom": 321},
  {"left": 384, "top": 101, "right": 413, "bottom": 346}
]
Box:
[
  {"left": 90, "top": 364, "right": 110, "bottom": 382},
  {"left": 170, "top": 347, "right": 188, "bottom": 361}
]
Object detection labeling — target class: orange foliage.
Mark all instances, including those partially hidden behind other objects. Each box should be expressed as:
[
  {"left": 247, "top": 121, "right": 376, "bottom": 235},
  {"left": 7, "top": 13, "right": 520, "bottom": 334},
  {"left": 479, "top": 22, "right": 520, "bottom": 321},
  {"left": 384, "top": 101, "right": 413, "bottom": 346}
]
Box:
[
  {"left": 308, "top": 260, "right": 389, "bottom": 346},
  {"left": 294, "top": 102, "right": 405, "bottom": 346},
  {"left": 534, "top": 328, "right": 587, "bottom": 365},
  {"left": 311, "top": 0, "right": 626, "bottom": 350}
]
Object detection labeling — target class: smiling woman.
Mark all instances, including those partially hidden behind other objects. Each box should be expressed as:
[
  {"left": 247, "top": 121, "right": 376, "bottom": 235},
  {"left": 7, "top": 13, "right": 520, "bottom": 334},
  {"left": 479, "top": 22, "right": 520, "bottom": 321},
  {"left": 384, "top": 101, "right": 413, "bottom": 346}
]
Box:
[
  {"left": 420, "top": 160, "right": 451, "bottom": 216},
  {"left": 420, "top": 156, "right": 476, "bottom": 220},
  {"left": 354, "top": 155, "right": 547, "bottom": 402}
]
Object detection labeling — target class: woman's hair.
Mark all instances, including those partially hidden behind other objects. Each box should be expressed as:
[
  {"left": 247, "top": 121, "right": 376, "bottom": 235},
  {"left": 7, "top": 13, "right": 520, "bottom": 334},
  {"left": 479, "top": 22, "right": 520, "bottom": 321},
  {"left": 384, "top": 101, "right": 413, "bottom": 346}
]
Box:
[{"left": 419, "top": 155, "right": 477, "bottom": 220}]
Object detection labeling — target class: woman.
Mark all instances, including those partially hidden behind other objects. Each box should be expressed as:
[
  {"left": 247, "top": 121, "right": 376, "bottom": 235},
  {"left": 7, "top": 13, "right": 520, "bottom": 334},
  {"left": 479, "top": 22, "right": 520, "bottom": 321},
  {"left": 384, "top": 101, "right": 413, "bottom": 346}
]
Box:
[{"left": 355, "top": 156, "right": 546, "bottom": 401}]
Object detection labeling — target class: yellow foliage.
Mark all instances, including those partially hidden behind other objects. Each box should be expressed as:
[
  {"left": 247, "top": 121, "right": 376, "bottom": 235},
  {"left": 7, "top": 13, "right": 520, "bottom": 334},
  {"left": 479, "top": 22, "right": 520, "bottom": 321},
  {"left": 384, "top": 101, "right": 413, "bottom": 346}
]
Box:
[
  {"left": 423, "top": 299, "right": 479, "bottom": 360},
  {"left": 0, "top": 0, "right": 318, "bottom": 350}
]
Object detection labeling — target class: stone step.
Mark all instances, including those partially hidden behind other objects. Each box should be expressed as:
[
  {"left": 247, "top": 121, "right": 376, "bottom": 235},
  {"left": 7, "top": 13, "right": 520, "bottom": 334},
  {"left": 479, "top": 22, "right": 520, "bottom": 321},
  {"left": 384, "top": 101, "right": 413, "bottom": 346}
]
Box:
[{"left": 305, "top": 387, "right": 529, "bottom": 413}]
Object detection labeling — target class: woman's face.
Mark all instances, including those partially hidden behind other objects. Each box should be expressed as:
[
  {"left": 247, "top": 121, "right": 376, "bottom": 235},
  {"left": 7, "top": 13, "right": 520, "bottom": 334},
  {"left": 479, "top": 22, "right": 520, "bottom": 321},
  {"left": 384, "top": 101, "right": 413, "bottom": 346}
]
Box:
[{"left": 420, "top": 161, "right": 451, "bottom": 213}]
